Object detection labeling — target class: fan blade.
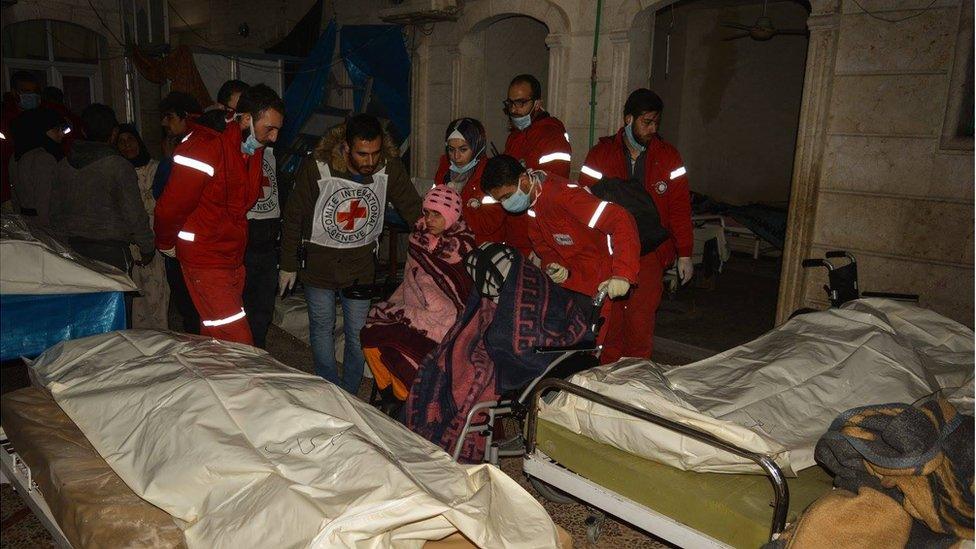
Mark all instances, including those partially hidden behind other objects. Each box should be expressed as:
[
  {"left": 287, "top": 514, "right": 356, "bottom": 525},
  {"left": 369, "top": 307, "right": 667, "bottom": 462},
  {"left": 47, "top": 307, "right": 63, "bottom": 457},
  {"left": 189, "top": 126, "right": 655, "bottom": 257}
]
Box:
[
  {"left": 720, "top": 22, "right": 753, "bottom": 31},
  {"left": 723, "top": 33, "right": 751, "bottom": 41}
]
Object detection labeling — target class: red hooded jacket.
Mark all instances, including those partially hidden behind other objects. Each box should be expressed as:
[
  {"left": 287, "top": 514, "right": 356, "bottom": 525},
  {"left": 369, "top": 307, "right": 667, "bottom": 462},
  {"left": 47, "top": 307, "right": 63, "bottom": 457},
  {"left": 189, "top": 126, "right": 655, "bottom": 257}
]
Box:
[
  {"left": 433, "top": 154, "right": 508, "bottom": 246},
  {"left": 578, "top": 130, "right": 693, "bottom": 267},
  {"left": 527, "top": 173, "right": 640, "bottom": 296},
  {"left": 503, "top": 112, "right": 572, "bottom": 256},
  {"left": 0, "top": 95, "right": 24, "bottom": 203},
  {"left": 154, "top": 119, "right": 265, "bottom": 268}
]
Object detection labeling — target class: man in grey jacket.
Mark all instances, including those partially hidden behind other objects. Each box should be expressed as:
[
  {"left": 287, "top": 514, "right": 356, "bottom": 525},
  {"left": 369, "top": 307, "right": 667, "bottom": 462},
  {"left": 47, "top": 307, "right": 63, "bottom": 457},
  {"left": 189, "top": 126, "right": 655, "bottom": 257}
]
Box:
[{"left": 51, "top": 103, "right": 154, "bottom": 272}]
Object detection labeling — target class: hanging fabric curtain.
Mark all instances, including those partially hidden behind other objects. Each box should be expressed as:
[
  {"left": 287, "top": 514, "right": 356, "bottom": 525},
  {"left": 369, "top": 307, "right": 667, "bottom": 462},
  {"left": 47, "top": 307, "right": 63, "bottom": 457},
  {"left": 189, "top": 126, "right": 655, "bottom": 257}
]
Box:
[
  {"left": 131, "top": 45, "right": 212, "bottom": 108},
  {"left": 339, "top": 25, "right": 411, "bottom": 145},
  {"left": 278, "top": 19, "right": 337, "bottom": 174}
]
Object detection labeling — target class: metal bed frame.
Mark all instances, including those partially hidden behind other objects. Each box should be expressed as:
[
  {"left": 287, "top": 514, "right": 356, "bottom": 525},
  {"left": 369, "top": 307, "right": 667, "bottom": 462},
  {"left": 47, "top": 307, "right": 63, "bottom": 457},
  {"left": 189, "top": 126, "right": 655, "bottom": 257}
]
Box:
[
  {"left": 523, "top": 378, "right": 790, "bottom": 547},
  {"left": 0, "top": 429, "right": 72, "bottom": 548}
]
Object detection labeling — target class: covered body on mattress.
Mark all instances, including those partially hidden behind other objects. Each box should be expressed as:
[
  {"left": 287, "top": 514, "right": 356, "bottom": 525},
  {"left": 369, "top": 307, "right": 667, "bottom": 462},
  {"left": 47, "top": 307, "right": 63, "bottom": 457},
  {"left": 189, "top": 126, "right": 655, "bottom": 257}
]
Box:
[
  {"left": 540, "top": 298, "right": 974, "bottom": 475},
  {"left": 18, "top": 330, "right": 564, "bottom": 548},
  {"left": 0, "top": 214, "right": 136, "bottom": 360}
]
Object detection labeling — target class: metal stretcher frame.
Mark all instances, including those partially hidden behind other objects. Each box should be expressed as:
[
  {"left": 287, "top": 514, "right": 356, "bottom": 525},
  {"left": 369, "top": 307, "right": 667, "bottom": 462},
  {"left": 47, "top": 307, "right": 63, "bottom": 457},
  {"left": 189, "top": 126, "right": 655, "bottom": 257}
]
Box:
[
  {"left": 0, "top": 430, "right": 72, "bottom": 549},
  {"left": 523, "top": 378, "right": 790, "bottom": 548}
]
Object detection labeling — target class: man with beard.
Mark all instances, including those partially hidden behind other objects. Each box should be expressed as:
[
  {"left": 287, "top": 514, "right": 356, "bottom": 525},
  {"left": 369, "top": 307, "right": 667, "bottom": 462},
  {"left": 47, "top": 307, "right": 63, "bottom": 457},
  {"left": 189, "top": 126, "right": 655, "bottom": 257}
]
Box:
[
  {"left": 279, "top": 114, "right": 421, "bottom": 394},
  {"left": 154, "top": 84, "right": 284, "bottom": 345},
  {"left": 577, "top": 88, "right": 693, "bottom": 363}
]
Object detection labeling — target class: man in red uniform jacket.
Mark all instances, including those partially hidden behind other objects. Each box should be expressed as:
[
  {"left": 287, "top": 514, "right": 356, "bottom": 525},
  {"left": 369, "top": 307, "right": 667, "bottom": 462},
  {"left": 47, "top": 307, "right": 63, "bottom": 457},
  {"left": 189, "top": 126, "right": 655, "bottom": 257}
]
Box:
[
  {"left": 154, "top": 84, "right": 284, "bottom": 344},
  {"left": 578, "top": 88, "right": 693, "bottom": 362},
  {"left": 1, "top": 71, "right": 42, "bottom": 207},
  {"left": 501, "top": 74, "right": 572, "bottom": 256},
  {"left": 481, "top": 155, "right": 639, "bottom": 354}
]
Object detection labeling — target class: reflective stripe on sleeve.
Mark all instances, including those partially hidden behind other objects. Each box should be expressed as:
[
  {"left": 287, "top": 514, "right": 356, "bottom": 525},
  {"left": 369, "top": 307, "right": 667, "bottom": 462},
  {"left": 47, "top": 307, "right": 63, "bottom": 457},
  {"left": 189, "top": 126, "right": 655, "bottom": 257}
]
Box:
[
  {"left": 181, "top": 132, "right": 193, "bottom": 143},
  {"left": 587, "top": 201, "right": 609, "bottom": 228},
  {"left": 670, "top": 166, "right": 687, "bottom": 180},
  {"left": 177, "top": 231, "right": 196, "bottom": 242},
  {"left": 564, "top": 132, "right": 570, "bottom": 142},
  {"left": 0, "top": 132, "right": 5, "bottom": 140},
  {"left": 481, "top": 196, "right": 498, "bottom": 205},
  {"left": 606, "top": 234, "right": 614, "bottom": 256},
  {"left": 566, "top": 184, "right": 579, "bottom": 188},
  {"left": 580, "top": 165, "right": 603, "bottom": 180},
  {"left": 527, "top": 209, "right": 537, "bottom": 218},
  {"left": 538, "top": 152, "right": 571, "bottom": 164},
  {"left": 173, "top": 154, "right": 215, "bottom": 177},
  {"left": 202, "top": 308, "right": 247, "bottom": 327}
]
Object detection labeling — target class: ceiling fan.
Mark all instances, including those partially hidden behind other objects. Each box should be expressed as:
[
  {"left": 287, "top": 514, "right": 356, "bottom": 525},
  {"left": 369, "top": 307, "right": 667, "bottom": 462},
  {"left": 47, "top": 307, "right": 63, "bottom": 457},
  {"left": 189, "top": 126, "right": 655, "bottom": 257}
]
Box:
[{"left": 721, "top": 0, "right": 809, "bottom": 42}]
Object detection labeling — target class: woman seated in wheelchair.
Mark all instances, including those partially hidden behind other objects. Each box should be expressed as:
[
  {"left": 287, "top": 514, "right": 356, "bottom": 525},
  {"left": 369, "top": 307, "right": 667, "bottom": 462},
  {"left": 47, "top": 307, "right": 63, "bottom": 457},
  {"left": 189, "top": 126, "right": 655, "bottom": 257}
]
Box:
[
  {"left": 403, "top": 242, "right": 594, "bottom": 462},
  {"left": 361, "top": 186, "right": 476, "bottom": 405}
]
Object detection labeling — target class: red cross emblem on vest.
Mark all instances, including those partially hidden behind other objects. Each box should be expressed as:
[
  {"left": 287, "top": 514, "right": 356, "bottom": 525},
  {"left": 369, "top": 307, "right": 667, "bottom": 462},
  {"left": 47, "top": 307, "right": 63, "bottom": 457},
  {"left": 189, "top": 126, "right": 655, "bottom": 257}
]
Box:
[{"left": 336, "top": 199, "right": 368, "bottom": 231}]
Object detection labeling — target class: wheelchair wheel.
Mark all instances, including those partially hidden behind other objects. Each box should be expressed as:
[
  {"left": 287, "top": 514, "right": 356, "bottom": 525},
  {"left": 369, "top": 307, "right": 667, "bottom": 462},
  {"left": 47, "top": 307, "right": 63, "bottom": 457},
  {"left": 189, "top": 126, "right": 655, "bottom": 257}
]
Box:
[{"left": 527, "top": 475, "right": 576, "bottom": 504}]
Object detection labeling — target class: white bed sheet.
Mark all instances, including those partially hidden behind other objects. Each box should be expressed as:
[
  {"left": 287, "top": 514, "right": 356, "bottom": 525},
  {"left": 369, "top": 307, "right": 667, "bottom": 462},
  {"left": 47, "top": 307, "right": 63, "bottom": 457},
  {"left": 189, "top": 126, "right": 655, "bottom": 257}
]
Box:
[
  {"left": 30, "top": 331, "right": 561, "bottom": 548},
  {"left": 539, "top": 299, "right": 974, "bottom": 475},
  {"left": 0, "top": 214, "right": 136, "bottom": 295}
]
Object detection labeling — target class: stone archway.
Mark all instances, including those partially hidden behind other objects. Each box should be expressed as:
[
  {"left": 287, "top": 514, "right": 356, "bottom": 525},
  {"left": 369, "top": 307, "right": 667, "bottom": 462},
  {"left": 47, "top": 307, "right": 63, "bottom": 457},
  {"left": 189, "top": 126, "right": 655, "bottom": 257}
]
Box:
[
  {"left": 451, "top": 0, "right": 572, "bottom": 120},
  {"left": 1, "top": 4, "right": 127, "bottom": 117},
  {"left": 408, "top": 1, "right": 572, "bottom": 177}
]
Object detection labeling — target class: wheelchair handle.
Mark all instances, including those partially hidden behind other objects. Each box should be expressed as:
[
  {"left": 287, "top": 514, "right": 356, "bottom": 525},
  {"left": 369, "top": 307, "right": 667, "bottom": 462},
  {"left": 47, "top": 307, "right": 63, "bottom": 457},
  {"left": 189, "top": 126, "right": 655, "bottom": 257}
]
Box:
[
  {"left": 592, "top": 288, "right": 609, "bottom": 308},
  {"left": 801, "top": 259, "right": 833, "bottom": 271}
]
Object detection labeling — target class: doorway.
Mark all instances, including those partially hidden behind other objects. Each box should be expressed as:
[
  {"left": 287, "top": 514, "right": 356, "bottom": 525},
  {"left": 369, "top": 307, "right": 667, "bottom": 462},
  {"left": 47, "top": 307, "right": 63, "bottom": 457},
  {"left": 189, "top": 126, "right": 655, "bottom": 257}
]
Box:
[
  {"left": 647, "top": 0, "right": 810, "bottom": 353},
  {"left": 481, "top": 15, "right": 550, "bottom": 151}
]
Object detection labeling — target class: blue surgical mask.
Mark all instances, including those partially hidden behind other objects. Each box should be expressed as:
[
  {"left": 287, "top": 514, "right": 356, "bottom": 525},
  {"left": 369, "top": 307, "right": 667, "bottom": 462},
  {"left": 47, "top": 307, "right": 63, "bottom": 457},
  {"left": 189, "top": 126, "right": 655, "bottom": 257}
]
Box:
[
  {"left": 449, "top": 148, "right": 484, "bottom": 175},
  {"left": 502, "top": 178, "right": 533, "bottom": 213},
  {"left": 624, "top": 122, "right": 646, "bottom": 153},
  {"left": 19, "top": 93, "right": 40, "bottom": 110},
  {"left": 510, "top": 113, "right": 532, "bottom": 131},
  {"left": 240, "top": 116, "right": 261, "bottom": 155}
]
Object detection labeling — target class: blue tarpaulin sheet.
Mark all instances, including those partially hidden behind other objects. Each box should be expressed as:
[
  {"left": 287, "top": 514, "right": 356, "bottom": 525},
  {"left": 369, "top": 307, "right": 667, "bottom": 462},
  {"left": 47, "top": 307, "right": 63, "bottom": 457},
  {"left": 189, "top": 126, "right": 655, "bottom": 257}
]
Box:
[
  {"left": 340, "top": 25, "right": 410, "bottom": 143},
  {"left": 279, "top": 19, "right": 338, "bottom": 173},
  {"left": 0, "top": 291, "right": 126, "bottom": 361}
]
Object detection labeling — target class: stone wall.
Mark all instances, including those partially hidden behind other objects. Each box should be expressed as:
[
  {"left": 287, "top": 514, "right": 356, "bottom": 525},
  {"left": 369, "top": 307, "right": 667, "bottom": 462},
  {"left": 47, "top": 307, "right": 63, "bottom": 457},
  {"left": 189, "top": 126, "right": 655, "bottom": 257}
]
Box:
[{"left": 777, "top": 0, "right": 974, "bottom": 326}]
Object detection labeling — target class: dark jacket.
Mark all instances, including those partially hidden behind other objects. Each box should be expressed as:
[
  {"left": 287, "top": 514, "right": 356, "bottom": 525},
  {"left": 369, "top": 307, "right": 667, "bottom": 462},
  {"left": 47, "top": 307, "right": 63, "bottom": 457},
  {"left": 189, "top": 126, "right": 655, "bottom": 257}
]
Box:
[
  {"left": 51, "top": 140, "right": 154, "bottom": 255},
  {"left": 280, "top": 123, "right": 422, "bottom": 289}
]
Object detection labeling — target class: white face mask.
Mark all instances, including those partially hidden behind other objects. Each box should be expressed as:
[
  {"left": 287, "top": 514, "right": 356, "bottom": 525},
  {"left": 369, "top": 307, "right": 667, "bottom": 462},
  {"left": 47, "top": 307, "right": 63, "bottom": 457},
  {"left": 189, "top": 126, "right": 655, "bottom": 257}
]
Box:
[{"left": 510, "top": 113, "right": 532, "bottom": 131}]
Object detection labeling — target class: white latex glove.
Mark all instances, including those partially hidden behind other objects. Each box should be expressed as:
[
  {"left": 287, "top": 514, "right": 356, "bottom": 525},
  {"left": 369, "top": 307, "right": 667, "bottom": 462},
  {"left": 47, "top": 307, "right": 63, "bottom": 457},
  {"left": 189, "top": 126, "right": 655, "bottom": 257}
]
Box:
[
  {"left": 677, "top": 256, "right": 694, "bottom": 285},
  {"left": 599, "top": 276, "right": 631, "bottom": 299},
  {"left": 546, "top": 263, "right": 569, "bottom": 284},
  {"left": 278, "top": 271, "right": 297, "bottom": 297},
  {"left": 160, "top": 247, "right": 176, "bottom": 258}
]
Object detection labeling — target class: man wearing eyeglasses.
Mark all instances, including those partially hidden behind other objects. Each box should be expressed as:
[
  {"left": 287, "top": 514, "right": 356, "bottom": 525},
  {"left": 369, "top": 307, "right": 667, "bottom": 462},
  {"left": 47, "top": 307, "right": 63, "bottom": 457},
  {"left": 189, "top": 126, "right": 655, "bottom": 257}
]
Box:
[
  {"left": 578, "top": 88, "right": 693, "bottom": 364},
  {"left": 501, "top": 74, "right": 572, "bottom": 256}
]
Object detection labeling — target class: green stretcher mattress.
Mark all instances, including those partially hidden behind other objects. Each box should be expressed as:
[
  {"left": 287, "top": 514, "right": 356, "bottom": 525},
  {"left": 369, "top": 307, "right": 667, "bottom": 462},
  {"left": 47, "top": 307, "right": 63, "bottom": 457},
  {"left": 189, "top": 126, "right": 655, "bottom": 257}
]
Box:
[{"left": 535, "top": 418, "right": 834, "bottom": 548}]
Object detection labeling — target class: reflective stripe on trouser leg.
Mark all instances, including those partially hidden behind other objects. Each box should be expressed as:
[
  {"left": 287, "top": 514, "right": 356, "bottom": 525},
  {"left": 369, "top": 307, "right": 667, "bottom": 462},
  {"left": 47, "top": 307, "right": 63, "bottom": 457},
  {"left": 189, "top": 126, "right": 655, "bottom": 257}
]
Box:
[{"left": 181, "top": 264, "right": 253, "bottom": 345}]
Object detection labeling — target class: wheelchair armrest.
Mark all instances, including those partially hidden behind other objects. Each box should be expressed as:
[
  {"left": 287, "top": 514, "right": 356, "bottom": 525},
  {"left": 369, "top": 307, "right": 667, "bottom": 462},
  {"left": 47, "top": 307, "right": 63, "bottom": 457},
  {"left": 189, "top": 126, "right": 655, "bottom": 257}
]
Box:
[
  {"left": 861, "top": 291, "right": 919, "bottom": 303},
  {"left": 534, "top": 343, "right": 600, "bottom": 354}
]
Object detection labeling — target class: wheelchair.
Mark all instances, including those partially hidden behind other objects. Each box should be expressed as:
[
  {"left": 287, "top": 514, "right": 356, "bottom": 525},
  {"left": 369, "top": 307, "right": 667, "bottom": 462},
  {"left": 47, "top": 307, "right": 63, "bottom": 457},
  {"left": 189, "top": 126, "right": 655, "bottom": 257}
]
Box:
[{"left": 792, "top": 250, "right": 918, "bottom": 317}]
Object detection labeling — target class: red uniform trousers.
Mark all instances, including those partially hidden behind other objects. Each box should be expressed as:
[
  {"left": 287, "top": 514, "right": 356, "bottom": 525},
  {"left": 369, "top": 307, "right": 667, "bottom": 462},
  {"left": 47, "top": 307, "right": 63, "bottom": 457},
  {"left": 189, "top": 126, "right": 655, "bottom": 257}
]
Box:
[
  {"left": 181, "top": 264, "right": 253, "bottom": 345},
  {"left": 600, "top": 252, "right": 665, "bottom": 364}
]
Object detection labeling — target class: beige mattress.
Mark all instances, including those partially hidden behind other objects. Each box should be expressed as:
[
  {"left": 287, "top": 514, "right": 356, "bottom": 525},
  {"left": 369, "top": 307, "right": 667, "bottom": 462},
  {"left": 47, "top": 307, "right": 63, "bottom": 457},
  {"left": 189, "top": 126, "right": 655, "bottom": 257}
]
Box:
[
  {"left": 2, "top": 387, "right": 186, "bottom": 548},
  {"left": 2, "top": 387, "right": 571, "bottom": 548}
]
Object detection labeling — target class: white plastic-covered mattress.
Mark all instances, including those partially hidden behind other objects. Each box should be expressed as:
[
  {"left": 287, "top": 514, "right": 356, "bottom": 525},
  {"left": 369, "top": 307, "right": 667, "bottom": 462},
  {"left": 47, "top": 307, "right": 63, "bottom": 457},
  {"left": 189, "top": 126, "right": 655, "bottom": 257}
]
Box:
[
  {"left": 0, "top": 214, "right": 136, "bottom": 295},
  {"left": 539, "top": 299, "right": 974, "bottom": 475},
  {"left": 29, "top": 331, "right": 562, "bottom": 548}
]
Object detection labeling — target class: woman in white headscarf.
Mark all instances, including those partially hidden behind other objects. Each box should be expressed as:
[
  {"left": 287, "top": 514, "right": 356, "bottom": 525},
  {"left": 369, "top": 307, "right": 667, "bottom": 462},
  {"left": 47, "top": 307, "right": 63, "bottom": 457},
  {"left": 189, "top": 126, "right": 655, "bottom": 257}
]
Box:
[{"left": 432, "top": 118, "right": 507, "bottom": 246}]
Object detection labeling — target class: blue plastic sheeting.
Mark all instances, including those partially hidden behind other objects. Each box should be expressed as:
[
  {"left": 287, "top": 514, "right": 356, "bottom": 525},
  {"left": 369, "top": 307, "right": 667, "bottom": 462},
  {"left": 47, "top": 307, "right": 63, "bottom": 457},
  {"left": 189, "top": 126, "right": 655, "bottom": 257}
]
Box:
[
  {"left": 279, "top": 19, "right": 338, "bottom": 173},
  {"left": 0, "top": 291, "right": 126, "bottom": 362},
  {"left": 340, "top": 25, "right": 410, "bottom": 143}
]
